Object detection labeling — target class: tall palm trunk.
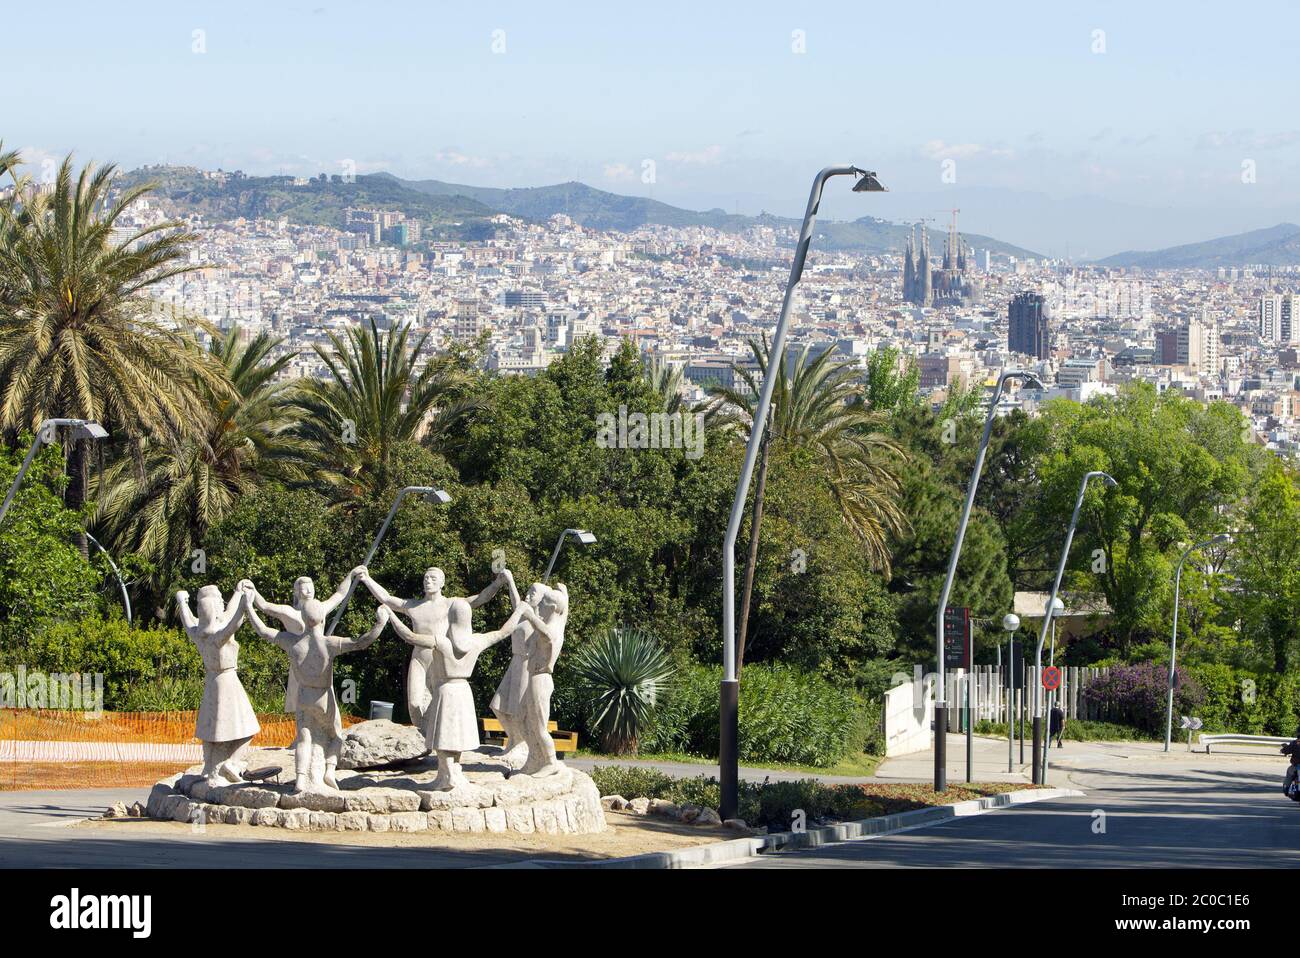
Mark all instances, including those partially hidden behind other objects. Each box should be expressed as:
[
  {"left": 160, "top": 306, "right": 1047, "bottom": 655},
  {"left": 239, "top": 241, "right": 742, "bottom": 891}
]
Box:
[
  {"left": 66, "top": 437, "right": 89, "bottom": 559},
  {"left": 736, "top": 433, "right": 770, "bottom": 675}
]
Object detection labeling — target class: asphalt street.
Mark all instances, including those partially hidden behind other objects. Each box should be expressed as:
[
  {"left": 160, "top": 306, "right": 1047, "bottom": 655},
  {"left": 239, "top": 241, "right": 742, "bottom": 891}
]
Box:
[{"left": 733, "top": 740, "right": 1300, "bottom": 868}]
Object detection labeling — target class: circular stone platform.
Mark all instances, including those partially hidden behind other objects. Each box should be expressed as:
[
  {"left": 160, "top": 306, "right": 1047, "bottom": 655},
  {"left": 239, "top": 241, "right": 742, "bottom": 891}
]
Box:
[{"left": 144, "top": 746, "right": 606, "bottom": 835}]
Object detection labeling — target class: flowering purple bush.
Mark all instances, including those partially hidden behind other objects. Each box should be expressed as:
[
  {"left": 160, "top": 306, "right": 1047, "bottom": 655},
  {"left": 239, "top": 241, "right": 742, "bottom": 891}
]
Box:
[{"left": 1081, "top": 662, "right": 1205, "bottom": 735}]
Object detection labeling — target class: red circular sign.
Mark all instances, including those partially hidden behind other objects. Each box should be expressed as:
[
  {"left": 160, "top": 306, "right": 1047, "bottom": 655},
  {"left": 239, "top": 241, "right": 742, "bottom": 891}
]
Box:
[{"left": 1042, "top": 666, "right": 1062, "bottom": 691}]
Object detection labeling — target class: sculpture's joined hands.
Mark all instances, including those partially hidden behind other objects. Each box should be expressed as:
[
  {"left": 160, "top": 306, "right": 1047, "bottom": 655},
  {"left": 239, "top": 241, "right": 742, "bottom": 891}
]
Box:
[{"left": 177, "top": 561, "right": 570, "bottom": 796}]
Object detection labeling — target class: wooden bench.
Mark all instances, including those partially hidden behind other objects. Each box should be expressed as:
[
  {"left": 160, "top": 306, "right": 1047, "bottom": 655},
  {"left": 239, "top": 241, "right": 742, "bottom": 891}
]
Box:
[
  {"left": 1198, "top": 733, "right": 1292, "bottom": 753},
  {"left": 479, "top": 716, "right": 578, "bottom": 757}
]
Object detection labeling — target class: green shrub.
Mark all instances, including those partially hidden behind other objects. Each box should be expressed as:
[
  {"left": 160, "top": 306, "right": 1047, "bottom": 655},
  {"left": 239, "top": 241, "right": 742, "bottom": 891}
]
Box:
[
  {"left": 572, "top": 627, "right": 675, "bottom": 754},
  {"left": 974, "top": 719, "right": 1157, "bottom": 742},
  {"left": 588, "top": 765, "right": 678, "bottom": 801},
  {"left": 639, "top": 662, "right": 869, "bottom": 767},
  {"left": 9, "top": 615, "right": 288, "bottom": 712}
]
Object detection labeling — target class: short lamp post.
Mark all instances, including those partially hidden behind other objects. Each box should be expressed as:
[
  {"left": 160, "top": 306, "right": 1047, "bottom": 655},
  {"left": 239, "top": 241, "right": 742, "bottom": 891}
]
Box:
[
  {"left": 1002, "top": 613, "right": 1020, "bottom": 774},
  {"left": 1164, "top": 533, "right": 1231, "bottom": 752},
  {"left": 543, "top": 528, "right": 596, "bottom": 583},
  {"left": 934, "top": 370, "right": 1042, "bottom": 792},
  {"left": 720, "top": 164, "right": 886, "bottom": 821}
]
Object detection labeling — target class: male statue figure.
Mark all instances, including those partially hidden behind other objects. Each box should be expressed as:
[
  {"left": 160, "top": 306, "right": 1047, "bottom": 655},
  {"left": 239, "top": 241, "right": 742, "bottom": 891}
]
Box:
[
  {"left": 239, "top": 574, "right": 385, "bottom": 792},
  {"left": 515, "top": 582, "right": 569, "bottom": 778},
  {"left": 387, "top": 595, "right": 524, "bottom": 790},
  {"left": 245, "top": 572, "right": 356, "bottom": 716},
  {"left": 176, "top": 585, "right": 261, "bottom": 786},
  {"left": 489, "top": 569, "right": 537, "bottom": 767},
  {"left": 355, "top": 565, "right": 509, "bottom": 729}
]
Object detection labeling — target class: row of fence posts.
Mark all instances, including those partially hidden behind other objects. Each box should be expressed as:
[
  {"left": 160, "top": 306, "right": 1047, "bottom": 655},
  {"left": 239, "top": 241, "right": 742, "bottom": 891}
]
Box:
[{"left": 942, "top": 665, "right": 1109, "bottom": 732}]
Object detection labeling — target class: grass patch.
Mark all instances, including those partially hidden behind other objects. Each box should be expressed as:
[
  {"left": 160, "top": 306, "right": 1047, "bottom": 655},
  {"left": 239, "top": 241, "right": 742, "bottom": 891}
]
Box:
[
  {"left": 576, "top": 748, "right": 881, "bottom": 778},
  {"left": 589, "top": 764, "right": 1033, "bottom": 831}
]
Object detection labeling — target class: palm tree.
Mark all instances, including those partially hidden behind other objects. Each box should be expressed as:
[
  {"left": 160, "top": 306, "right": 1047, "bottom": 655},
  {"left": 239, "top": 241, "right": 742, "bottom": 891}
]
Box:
[
  {"left": 93, "top": 327, "right": 304, "bottom": 588},
  {"left": 647, "top": 356, "right": 685, "bottom": 414},
  {"left": 290, "top": 318, "right": 479, "bottom": 503},
  {"left": 706, "top": 337, "right": 907, "bottom": 671},
  {"left": 0, "top": 154, "right": 226, "bottom": 554}
]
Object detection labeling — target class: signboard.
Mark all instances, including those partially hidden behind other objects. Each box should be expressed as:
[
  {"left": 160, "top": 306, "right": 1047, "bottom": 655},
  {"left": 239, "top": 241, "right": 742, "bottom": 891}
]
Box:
[
  {"left": 1042, "top": 666, "right": 1061, "bottom": 691},
  {"left": 943, "top": 606, "right": 971, "bottom": 669},
  {"left": 1179, "top": 716, "right": 1203, "bottom": 731}
]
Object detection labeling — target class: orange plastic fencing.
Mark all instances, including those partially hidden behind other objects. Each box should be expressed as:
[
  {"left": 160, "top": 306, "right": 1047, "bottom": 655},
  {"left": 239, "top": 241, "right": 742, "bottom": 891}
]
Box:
[{"left": 0, "top": 709, "right": 365, "bottom": 791}]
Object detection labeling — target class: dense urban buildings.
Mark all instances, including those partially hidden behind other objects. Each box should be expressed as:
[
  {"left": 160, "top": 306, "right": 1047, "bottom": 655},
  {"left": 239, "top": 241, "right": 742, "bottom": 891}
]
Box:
[{"left": 99, "top": 165, "right": 1300, "bottom": 459}]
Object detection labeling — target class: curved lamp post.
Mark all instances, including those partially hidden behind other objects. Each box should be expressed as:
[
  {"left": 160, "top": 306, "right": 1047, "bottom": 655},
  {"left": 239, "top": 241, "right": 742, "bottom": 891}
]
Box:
[
  {"left": 934, "top": 369, "right": 1043, "bottom": 792},
  {"left": 0, "top": 418, "right": 109, "bottom": 527},
  {"left": 543, "top": 528, "right": 596, "bottom": 583},
  {"left": 720, "top": 165, "right": 886, "bottom": 820},
  {"left": 1033, "top": 470, "right": 1116, "bottom": 784},
  {"left": 1164, "top": 533, "right": 1231, "bottom": 752},
  {"left": 85, "top": 531, "right": 132, "bottom": 625},
  {"left": 327, "top": 486, "right": 451, "bottom": 636}
]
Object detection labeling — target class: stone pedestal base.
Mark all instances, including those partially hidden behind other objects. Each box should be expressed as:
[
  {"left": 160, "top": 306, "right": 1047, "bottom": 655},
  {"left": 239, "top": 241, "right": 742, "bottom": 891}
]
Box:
[{"left": 145, "top": 746, "right": 605, "bottom": 835}]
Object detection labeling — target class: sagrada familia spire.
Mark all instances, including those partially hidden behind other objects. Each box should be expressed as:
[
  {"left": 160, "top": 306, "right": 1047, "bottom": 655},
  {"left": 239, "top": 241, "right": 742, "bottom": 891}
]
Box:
[{"left": 902, "top": 215, "right": 980, "bottom": 307}]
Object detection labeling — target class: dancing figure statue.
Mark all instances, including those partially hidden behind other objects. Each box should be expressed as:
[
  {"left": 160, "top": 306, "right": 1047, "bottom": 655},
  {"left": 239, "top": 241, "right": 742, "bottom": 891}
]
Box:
[{"left": 176, "top": 585, "right": 261, "bottom": 786}]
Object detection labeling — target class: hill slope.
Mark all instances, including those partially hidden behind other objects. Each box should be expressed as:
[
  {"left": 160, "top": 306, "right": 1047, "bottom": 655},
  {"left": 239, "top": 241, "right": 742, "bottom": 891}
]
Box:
[
  {"left": 391, "top": 173, "right": 1041, "bottom": 257},
  {"left": 121, "top": 165, "right": 1042, "bottom": 257},
  {"left": 1096, "top": 223, "right": 1300, "bottom": 268}
]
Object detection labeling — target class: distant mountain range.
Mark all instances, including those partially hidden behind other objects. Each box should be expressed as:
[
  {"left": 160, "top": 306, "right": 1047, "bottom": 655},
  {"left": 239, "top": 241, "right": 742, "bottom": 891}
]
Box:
[
  {"left": 120, "top": 165, "right": 1042, "bottom": 259},
  {"left": 1095, "top": 223, "right": 1300, "bottom": 269}
]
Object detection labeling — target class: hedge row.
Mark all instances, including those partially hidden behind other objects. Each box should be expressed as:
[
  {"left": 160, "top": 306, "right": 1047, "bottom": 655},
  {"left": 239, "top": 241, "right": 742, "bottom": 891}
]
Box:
[{"left": 641, "top": 662, "right": 878, "bottom": 767}]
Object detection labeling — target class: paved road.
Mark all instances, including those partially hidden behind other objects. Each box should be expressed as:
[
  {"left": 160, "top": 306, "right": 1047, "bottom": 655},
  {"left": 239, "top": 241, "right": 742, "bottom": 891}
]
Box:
[
  {"left": 734, "top": 743, "right": 1300, "bottom": 868},
  {"left": 0, "top": 787, "right": 548, "bottom": 868}
]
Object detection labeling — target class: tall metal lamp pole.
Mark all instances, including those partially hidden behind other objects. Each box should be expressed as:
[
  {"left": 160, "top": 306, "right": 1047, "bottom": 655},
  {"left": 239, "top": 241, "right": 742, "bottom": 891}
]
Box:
[{"left": 720, "top": 165, "right": 886, "bottom": 820}]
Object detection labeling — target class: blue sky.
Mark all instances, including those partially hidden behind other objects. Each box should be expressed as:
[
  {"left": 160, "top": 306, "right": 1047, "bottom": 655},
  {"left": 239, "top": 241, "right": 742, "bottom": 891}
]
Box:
[{"left": 5, "top": 0, "right": 1299, "bottom": 257}]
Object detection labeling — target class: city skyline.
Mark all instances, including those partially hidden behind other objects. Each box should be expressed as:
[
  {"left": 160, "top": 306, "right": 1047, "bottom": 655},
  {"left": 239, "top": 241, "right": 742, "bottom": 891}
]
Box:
[{"left": 5, "top": 0, "right": 1300, "bottom": 258}]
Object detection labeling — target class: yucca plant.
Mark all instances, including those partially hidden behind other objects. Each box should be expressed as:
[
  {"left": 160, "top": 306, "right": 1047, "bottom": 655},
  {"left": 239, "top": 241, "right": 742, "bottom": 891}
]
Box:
[{"left": 572, "top": 627, "right": 676, "bottom": 755}]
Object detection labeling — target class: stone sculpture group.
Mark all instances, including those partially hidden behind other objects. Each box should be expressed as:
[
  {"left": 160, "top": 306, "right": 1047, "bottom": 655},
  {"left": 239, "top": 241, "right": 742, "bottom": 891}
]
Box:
[{"left": 177, "top": 562, "right": 569, "bottom": 795}]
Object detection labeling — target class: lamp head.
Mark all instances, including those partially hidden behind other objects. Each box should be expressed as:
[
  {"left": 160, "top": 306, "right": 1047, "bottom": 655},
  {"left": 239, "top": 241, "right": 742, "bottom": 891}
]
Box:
[
  {"left": 851, "top": 169, "right": 887, "bottom": 193},
  {"left": 1002, "top": 613, "right": 1020, "bottom": 632},
  {"left": 1050, "top": 597, "right": 1065, "bottom": 614},
  {"left": 71, "top": 421, "right": 108, "bottom": 441},
  {"left": 569, "top": 529, "right": 597, "bottom": 545},
  {"left": 425, "top": 489, "right": 451, "bottom": 505}
]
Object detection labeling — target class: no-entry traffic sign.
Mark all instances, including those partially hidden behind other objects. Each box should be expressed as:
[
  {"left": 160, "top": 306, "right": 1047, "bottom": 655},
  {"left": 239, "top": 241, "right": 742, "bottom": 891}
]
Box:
[{"left": 1042, "top": 665, "right": 1062, "bottom": 691}]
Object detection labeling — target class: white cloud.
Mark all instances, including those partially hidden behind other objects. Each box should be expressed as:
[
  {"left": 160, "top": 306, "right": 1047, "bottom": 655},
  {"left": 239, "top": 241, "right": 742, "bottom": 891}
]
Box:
[
  {"left": 602, "top": 162, "right": 636, "bottom": 182},
  {"left": 665, "top": 144, "right": 723, "bottom": 165},
  {"left": 919, "top": 139, "right": 1013, "bottom": 160},
  {"left": 433, "top": 150, "right": 492, "bottom": 169},
  {"left": 1196, "top": 129, "right": 1300, "bottom": 151}
]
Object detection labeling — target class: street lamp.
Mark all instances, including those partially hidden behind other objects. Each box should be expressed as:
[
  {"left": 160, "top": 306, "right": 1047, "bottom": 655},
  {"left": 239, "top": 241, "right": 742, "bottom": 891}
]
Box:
[
  {"left": 0, "top": 418, "right": 109, "bottom": 527},
  {"left": 720, "top": 165, "right": 886, "bottom": 820},
  {"left": 934, "top": 369, "right": 1043, "bottom": 792},
  {"left": 543, "top": 528, "right": 596, "bottom": 583},
  {"left": 326, "top": 486, "right": 451, "bottom": 635},
  {"left": 85, "top": 531, "right": 132, "bottom": 625},
  {"left": 1002, "top": 613, "right": 1020, "bottom": 773},
  {"left": 1033, "top": 470, "right": 1116, "bottom": 784},
  {"left": 1164, "top": 533, "right": 1231, "bottom": 751}
]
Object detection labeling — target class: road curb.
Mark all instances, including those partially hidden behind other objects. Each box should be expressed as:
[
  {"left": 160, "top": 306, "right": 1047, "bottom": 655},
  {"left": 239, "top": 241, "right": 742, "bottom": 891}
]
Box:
[{"left": 521, "top": 786, "right": 1084, "bottom": 869}]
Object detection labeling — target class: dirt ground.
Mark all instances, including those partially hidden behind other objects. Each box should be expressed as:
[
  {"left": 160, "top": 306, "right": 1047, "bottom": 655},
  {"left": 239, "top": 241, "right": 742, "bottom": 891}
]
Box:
[
  {"left": 73, "top": 809, "right": 733, "bottom": 860},
  {"left": 0, "top": 762, "right": 193, "bottom": 790}
]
